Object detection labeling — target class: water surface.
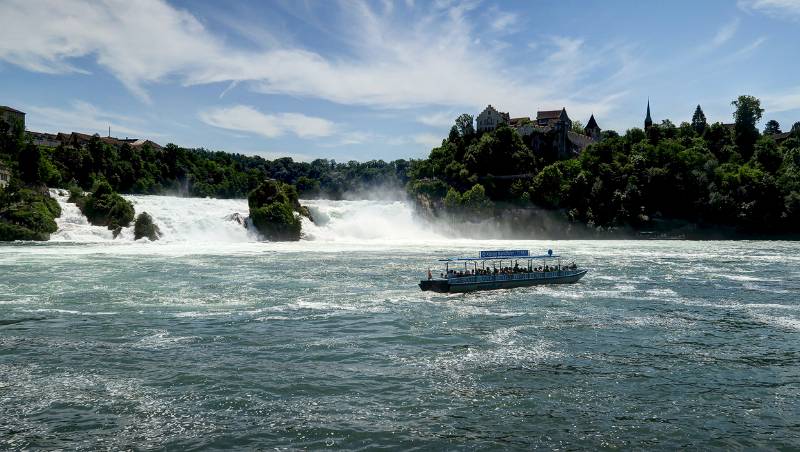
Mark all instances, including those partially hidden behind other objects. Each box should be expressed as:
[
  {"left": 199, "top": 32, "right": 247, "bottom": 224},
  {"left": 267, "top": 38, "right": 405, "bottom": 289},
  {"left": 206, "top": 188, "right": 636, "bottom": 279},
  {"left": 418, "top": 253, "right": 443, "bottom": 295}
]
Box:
[{"left": 1, "top": 197, "right": 799, "bottom": 449}]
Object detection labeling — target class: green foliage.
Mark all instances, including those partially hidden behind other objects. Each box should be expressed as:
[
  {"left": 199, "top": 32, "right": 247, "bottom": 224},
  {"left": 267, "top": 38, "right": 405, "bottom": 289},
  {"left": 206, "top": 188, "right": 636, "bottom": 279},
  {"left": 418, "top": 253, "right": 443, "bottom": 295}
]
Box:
[
  {"left": 691, "top": 105, "right": 707, "bottom": 134},
  {"left": 247, "top": 180, "right": 304, "bottom": 241},
  {"left": 443, "top": 184, "right": 492, "bottom": 215},
  {"left": 455, "top": 114, "right": 475, "bottom": 138},
  {"left": 133, "top": 212, "right": 161, "bottom": 241},
  {"left": 250, "top": 203, "right": 301, "bottom": 241},
  {"left": 18, "top": 143, "right": 42, "bottom": 184},
  {"left": 464, "top": 124, "right": 533, "bottom": 177},
  {"left": 732, "top": 95, "right": 764, "bottom": 159},
  {"left": 0, "top": 187, "right": 61, "bottom": 241},
  {"left": 406, "top": 94, "right": 800, "bottom": 235},
  {"left": 247, "top": 179, "right": 299, "bottom": 210},
  {"left": 763, "top": 120, "right": 782, "bottom": 135},
  {"left": 82, "top": 180, "right": 135, "bottom": 230}
]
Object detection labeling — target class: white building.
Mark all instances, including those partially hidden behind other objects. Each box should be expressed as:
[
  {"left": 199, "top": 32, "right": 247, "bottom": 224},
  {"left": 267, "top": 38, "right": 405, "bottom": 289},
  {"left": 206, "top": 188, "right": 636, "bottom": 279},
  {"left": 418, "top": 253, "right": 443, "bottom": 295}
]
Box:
[{"left": 476, "top": 105, "right": 510, "bottom": 133}]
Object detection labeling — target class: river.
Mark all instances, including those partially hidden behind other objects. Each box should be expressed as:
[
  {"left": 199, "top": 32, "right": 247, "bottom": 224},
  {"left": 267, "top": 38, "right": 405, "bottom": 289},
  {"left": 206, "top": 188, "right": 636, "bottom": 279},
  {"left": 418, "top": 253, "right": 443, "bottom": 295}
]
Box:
[{"left": 1, "top": 194, "right": 799, "bottom": 449}]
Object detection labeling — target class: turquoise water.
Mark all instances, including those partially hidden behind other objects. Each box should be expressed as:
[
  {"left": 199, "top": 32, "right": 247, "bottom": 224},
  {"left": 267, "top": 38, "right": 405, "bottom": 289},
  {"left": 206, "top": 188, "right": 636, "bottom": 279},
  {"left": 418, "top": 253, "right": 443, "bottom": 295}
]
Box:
[{"left": 2, "top": 237, "right": 799, "bottom": 450}]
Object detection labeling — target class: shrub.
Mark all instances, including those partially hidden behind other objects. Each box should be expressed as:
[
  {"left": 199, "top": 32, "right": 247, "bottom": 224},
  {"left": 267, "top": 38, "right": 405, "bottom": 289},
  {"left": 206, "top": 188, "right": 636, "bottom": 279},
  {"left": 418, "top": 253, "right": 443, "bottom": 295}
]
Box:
[{"left": 250, "top": 203, "right": 301, "bottom": 241}]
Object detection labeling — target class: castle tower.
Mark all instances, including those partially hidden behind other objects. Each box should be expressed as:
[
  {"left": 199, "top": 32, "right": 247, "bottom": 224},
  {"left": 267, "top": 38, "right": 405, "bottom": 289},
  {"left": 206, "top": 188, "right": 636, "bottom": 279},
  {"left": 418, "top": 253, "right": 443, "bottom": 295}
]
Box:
[
  {"left": 644, "top": 99, "right": 653, "bottom": 130},
  {"left": 585, "top": 114, "right": 601, "bottom": 141},
  {"left": 555, "top": 108, "right": 571, "bottom": 158}
]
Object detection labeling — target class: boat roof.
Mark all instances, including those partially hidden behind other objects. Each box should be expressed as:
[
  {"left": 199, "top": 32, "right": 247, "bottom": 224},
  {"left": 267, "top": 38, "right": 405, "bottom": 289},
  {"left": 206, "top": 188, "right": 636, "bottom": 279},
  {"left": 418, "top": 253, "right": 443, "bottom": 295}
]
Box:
[{"left": 439, "top": 249, "right": 560, "bottom": 262}]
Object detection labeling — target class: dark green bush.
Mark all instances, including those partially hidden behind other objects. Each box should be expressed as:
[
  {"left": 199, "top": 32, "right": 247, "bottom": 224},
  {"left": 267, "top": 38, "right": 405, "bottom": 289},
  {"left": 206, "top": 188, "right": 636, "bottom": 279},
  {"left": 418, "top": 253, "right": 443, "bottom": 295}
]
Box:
[
  {"left": 83, "top": 180, "right": 134, "bottom": 230},
  {"left": 250, "top": 203, "right": 301, "bottom": 241}
]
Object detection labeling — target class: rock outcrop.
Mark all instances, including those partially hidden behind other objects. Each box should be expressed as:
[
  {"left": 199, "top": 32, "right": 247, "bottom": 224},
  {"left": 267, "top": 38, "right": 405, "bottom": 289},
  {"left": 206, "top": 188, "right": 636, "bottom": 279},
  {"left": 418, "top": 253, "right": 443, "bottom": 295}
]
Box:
[
  {"left": 247, "top": 180, "right": 304, "bottom": 241},
  {"left": 133, "top": 212, "right": 161, "bottom": 241}
]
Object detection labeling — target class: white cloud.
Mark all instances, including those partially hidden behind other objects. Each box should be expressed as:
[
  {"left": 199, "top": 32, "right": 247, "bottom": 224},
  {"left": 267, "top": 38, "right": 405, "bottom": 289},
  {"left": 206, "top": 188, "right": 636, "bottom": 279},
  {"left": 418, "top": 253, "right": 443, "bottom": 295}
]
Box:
[
  {"left": 0, "top": 0, "right": 632, "bottom": 120},
  {"left": 718, "top": 36, "right": 768, "bottom": 64},
  {"left": 25, "top": 100, "right": 158, "bottom": 137},
  {"left": 711, "top": 18, "right": 740, "bottom": 48},
  {"left": 763, "top": 87, "right": 800, "bottom": 113},
  {"left": 738, "top": 0, "right": 800, "bottom": 18},
  {"left": 413, "top": 133, "right": 444, "bottom": 147},
  {"left": 490, "top": 11, "right": 519, "bottom": 32},
  {"left": 199, "top": 105, "right": 335, "bottom": 139},
  {"left": 417, "top": 111, "right": 457, "bottom": 127}
]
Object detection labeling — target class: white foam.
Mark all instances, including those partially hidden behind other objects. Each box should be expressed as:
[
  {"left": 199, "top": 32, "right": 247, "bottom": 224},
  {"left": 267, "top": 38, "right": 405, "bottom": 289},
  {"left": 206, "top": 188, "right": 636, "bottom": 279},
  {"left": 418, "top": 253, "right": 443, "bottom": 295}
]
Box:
[{"left": 301, "top": 199, "right": 443, "bottom": 242}]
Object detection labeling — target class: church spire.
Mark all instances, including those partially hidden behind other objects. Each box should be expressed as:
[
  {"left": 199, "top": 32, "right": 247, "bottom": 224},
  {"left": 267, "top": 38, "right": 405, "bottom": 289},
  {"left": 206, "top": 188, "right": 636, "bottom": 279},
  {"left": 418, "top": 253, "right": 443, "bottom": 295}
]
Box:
[{"left": 644, "top": 98, "right": 653, "bottom": 130}]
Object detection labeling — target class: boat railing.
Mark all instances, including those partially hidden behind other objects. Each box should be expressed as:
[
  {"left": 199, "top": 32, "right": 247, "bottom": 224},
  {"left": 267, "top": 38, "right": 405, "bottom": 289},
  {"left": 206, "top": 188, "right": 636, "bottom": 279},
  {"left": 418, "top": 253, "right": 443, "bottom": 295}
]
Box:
[{"left": 447, "top": 269, "right": 580, "bottom": 284}]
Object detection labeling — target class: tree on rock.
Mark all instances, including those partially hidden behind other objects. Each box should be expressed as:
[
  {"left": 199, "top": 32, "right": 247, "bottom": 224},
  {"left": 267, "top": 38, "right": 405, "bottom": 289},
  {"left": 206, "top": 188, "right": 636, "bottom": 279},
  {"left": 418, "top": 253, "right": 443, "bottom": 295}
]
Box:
[
  {"left": 134, "top": 212, "right": 161, "bottom": 241},
  {"left": 82, "top": 180, "right": 135, "bottom": 233},
  {"left": 247, "top": 180, "right": 303, "bottom": 241}
]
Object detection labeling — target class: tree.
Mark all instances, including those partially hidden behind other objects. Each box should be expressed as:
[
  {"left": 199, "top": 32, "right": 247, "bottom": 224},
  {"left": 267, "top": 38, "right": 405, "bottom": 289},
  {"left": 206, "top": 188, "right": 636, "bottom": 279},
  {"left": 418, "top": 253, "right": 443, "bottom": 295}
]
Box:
[
  {"left": 691, "top": 105, "right": 707, "bottom": 134},
  {"left": 571, "top": 120, "right": 584, "bottom": 135},
  {"left": 455, "top": 114, "right": 475, "bottom": 138},
  {"left": 792, "top": 122, "right": 800, "bottom": 134},
  {"left": 460, "top": 183, "right": 492, "bottom": 214},
  {"left": 18, "top": 143, "right": 42, "bottom": 184},
  {"left": 731, "top": 95, "right": 764, "bottom": 160},
  {"left": 763, "top": 120, "right": 782, "bottom": 135},
  {"left": 448, "top": 125, "right": 459, "bottom": 143}
]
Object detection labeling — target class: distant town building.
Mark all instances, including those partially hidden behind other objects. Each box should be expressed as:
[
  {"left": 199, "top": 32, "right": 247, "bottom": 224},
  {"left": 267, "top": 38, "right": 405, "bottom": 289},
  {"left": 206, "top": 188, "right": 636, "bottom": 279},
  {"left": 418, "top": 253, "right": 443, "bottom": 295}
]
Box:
[
  {"left": 772, "top": 131, "right": 794, "bottom": 144},
  {"left": 476, "top": 105, "right": 510, "bottom": 133},
  {"left": 27, "top": 131, "right": 60, "bottom": 147},
  {"left": 0, "top": 162, "right": 10, "bottom": 189},
  {"left": 0, "top": 106, "right": 25, "bottom": 131},
  {"left": 56, "top": 132, "right": 161, "bottom": 151},
  {"left": 644, "top": 99, "right": 653, "bottom": 130}
]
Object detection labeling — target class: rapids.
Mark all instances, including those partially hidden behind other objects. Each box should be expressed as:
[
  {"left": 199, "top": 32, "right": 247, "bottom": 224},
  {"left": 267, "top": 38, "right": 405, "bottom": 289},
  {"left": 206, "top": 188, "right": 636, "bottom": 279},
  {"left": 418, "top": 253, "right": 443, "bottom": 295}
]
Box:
[
  {"left": 2, "top": 193, "right": 797, "bottom": 449},
  {"left": 48, "top": 190, "right": 439, "bottom": 244}
]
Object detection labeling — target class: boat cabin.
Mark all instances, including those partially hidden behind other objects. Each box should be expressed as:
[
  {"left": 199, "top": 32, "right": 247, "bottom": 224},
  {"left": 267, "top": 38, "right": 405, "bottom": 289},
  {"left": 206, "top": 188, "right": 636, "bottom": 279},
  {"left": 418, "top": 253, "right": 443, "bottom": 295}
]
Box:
[{"left": 420, "top": 249, "right": 586, "bottom": 293}]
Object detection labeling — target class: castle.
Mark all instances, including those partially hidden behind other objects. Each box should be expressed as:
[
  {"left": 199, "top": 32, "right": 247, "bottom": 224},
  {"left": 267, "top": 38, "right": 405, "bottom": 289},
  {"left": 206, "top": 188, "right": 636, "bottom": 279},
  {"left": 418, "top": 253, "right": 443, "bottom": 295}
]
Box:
[{"left": 476, "top": 104, "right": 601, "bottom": 159}]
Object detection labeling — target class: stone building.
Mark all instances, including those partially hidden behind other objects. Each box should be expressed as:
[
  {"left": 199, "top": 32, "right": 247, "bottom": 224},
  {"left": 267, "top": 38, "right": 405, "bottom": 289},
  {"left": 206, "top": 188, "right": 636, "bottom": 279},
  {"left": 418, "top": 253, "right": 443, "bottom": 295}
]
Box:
[
  {"left": 524, "top": 108, "right": 599, "bottom": 158},
  {"left": 644, "top": 99, "right": 653, "bottom": 130},
  {"left": 475, "top": 103, "right": 601, "bottom": 158},
  {"left": 0, "top": 106, "right": 25, "bottom": 131},
  {"left": 585, "top": 114, "right": 601, "bottom": 141},
  {"left": 27, "top": 131, "right": 60, "bottom": 147},
  {"left": 476, "top": 105, "right": 510, "bottom": 133}
]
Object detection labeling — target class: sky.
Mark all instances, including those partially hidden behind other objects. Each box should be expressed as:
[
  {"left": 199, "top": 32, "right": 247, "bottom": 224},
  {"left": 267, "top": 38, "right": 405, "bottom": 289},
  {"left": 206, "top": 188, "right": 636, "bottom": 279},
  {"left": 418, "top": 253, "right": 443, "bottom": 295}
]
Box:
[{"left": 1, "top": 0, "right": 799, "bottom": 162}]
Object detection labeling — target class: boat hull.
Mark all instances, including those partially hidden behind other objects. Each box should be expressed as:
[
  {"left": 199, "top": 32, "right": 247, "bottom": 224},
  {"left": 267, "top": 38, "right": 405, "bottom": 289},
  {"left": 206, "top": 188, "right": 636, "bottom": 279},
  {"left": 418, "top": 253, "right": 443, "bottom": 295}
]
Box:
[{"left": 419, "top": 269, "right": 587, "bottom": 293}]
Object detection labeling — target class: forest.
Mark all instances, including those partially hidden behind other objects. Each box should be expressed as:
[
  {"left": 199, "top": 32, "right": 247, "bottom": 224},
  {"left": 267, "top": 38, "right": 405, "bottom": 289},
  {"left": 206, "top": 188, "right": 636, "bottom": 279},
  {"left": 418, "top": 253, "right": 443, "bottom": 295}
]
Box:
[{"left": 407, "top": 96, "right": 800, "bottom": 236}]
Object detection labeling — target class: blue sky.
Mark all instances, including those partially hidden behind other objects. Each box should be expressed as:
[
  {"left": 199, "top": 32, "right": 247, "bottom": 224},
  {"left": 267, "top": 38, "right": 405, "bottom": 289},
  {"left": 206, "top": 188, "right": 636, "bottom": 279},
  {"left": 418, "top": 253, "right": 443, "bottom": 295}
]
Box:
[{"left": 1, "top": 0, "right": 799, "bottom": 162}]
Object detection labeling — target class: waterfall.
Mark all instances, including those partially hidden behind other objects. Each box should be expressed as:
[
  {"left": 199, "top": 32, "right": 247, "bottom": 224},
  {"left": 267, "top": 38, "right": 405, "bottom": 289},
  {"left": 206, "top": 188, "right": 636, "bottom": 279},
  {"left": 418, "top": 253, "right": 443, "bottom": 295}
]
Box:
[
  {"left": 301, "top": 199, "right": 442, "bottom": 242},
  {"left": 49, "top": 189, "right": 115, "bottom": 242},
  {"left": 48, "top": 191, "right": 440, "bottom": 243}
]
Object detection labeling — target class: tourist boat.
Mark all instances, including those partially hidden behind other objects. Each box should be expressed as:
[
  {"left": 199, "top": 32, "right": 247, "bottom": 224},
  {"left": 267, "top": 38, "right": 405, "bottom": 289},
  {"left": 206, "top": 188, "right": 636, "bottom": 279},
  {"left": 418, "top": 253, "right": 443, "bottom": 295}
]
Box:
[{"left": 419, "top": 249, "right": 587, "bottom": 293}]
